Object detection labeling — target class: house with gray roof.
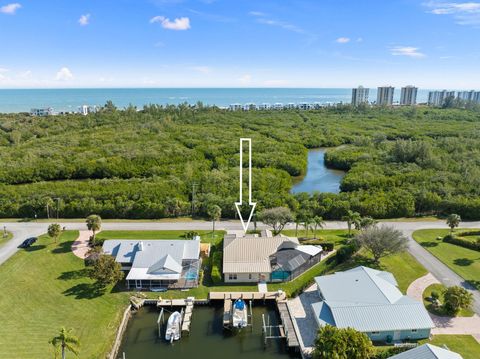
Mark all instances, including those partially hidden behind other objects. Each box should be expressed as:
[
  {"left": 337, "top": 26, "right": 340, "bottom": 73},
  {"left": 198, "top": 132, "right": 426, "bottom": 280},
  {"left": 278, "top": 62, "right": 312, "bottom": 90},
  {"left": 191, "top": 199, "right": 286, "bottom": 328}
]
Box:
[
  {"left": 102, "top": 239, "right": 200, "bottom": 290},
  {"left": 312, "top": 266, "right": 434, "bottom": 343},
  {"left": 223, "top": 232, "right": 322, "bottom": 283},
  {"left": 389, "top": 344, "right": 463, "bottom": 359}
]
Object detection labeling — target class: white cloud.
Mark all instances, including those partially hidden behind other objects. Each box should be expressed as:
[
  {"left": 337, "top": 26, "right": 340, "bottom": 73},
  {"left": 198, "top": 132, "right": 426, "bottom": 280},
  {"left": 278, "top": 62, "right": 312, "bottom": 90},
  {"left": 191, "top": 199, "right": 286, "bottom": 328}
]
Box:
[
  {"left": 0, "top": 3, "right": 21, "bottom": 14},
  {"left": 0, "top": 67, "right": 9, "bottom": 73},
  {"left": 249, "top": 11, "right": 265, "bottom": 17},
  {"left": 190, "top": 66, "right": 212, "bottom": 74},
  {"left": 55, "top": 67, "right": 74, "bottom": 81},
  {"left": 256, "top": 17, "right": 305, "bottom": 34},
  {"left": 150, "top": 16, "right": 190, "bottom": 30},
  {"left": 336, "top": 37, "right": 350, "bottom": 43},
  {"left": 238, "top": 74, "right": 252, "bottom": 85},
  {"left": 19, "top": 70, "right": 31, "bottom": 78},
  {"left": 390, "top": 46, "right": 426, "bottom": 58},
  {"left": 424, "top": 1, "right": 480, "bottom": 26},
  {"left": 78, "top": 14, "right": 90, "bottom": 26}
]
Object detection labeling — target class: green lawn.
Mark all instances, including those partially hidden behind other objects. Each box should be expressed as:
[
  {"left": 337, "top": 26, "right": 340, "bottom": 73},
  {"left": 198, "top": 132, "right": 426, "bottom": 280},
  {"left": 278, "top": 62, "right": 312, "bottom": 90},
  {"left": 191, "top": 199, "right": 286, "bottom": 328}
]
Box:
[
  {"left": 413, "top": 229, "right": 480, "bottom": 289},
  {"left": 0, "top": 231, "right": 129, "bottom": 359},
  {"left": 420, "top": 335, "right": 480, "bottom": 359},
  {"left": 96, "top": 229, "right": 225, "bottom": 245},
  {"left": 0, "top": 231, "right": 12, "bottom": 246},
  {"left": 422, "top": 283, "right": 474, "bottom": 317},
  {"left": 282, "top": 229, "right": 351, "bottom": 245}
]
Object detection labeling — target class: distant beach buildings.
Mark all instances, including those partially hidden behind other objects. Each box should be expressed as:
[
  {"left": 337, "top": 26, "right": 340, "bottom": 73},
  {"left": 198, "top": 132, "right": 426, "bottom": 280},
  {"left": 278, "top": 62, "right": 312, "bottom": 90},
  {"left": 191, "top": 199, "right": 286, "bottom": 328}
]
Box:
[
  {"left": 30, "top": 107, "right": 54, "bottom": 117},
  {"left": 400, "top": 86, "right": 418, "bottom": 106},
  {"left": 376, "top": 86, "right": 395, "bottom": 106},
  {"left": 351, "top": 86, "right": 370, "bottom": 107}
]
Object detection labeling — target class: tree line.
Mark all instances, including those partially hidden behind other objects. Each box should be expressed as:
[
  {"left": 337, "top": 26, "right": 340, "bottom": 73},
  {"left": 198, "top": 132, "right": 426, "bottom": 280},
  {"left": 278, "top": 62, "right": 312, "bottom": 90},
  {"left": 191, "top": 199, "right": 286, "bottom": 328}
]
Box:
[{"left": 1, "top": 104, "right": 480, "bottom": 219}]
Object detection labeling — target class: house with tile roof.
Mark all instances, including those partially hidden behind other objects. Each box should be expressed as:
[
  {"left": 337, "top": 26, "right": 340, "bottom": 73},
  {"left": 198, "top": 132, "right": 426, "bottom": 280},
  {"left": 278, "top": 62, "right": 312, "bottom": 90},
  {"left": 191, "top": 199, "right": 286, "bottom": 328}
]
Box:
[
  {"left": 312, "top": 266, "right": 434, "bottom": 342},
  {"left": 223, "top": 232, "right": 323, "bottom": 283},
  {"left": 389, "top": 344, "right": 463, "bottom": 359},
  {"left": 102, "top": 239, "right": 200, "bottom": 290}
]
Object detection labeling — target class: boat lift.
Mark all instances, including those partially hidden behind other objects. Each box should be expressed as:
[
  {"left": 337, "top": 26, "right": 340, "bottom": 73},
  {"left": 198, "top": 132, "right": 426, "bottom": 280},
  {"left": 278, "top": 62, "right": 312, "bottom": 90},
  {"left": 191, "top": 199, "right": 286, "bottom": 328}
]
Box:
[{"left": 223, "top": 297, "right": 253, "bottom": 331}]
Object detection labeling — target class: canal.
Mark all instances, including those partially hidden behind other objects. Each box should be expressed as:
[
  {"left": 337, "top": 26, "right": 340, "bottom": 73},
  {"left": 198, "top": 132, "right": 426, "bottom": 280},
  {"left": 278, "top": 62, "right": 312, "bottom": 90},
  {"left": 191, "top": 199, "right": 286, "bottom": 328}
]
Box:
[
  {"left": 118, "top": 304, "right": 300, "bottom": 359},
  {"left": 291, "top": 148, "right": 345, "bottom": 194}
]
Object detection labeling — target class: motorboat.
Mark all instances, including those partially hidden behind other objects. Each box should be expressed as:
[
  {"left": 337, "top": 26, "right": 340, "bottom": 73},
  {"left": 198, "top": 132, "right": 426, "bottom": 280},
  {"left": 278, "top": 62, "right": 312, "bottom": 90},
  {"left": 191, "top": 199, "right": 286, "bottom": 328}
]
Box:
[
  {"left": 232, "top": 299, "right": 248, "bottom": 329},
  {"left": 165, "top": 311, "right": 182, "bottom": 343}
]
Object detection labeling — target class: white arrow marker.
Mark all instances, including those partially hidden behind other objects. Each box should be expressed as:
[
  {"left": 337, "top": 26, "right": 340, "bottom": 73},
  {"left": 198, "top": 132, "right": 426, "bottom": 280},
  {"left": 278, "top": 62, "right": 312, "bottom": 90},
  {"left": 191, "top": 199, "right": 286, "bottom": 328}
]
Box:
[{"left": 235, "top": 138, "right": 256, "bottom": 234}]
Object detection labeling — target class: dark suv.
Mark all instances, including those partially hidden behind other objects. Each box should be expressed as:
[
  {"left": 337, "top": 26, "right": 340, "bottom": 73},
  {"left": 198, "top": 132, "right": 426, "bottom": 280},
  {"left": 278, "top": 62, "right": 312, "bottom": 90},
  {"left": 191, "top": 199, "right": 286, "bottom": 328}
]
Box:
[{"left": 19, "top": 237, "right": 38, "bottom": 248}]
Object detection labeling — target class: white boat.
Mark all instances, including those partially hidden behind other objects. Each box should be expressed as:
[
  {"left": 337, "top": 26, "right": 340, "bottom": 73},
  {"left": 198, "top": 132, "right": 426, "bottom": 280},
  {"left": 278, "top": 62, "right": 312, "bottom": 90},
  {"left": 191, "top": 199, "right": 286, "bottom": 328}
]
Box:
[
  {"left": 232, "top": 299, "right": 248, "bottom": 329},
  {"left": 165, "top": 311, "right": 182, "bottom": 343}
]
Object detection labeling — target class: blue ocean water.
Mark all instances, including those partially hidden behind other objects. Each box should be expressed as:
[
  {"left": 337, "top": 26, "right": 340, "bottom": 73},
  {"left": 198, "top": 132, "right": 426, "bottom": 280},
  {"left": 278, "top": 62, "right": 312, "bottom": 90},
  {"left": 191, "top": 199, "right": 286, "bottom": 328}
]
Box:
[{"left": 0, "top": 88, "right": 432, "bottom": 113}]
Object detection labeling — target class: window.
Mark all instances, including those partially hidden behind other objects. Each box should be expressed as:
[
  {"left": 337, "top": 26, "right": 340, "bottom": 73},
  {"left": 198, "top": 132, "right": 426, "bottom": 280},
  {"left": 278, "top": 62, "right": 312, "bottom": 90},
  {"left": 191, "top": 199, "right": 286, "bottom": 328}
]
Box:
[
  {"left": 370, "top": 331, "right": 380, "bottom": 335},
  {"left": 228, "top": 274, "right": 237, "bottom": 280},
  {"left": 411, "top": 329, "right": 417, "bottom": 333},
  {"left": 248, "top": 274, "right": 252, "bottom": 280}
]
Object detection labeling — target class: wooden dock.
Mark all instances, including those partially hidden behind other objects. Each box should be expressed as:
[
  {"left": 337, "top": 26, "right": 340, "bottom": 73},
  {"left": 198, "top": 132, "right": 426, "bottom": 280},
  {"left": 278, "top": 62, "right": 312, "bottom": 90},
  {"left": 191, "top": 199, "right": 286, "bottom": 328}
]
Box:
[
  {"left": 276, "top": 301, "right": 299, "bottom": 348},
  {"left": 223, "top": 299, "right": 232, "bottom": 327},
  {"left": 157, "top": 297, "right": 196, "bottom": 335},
  {"left": 209, "top": 291, "right": 286, "bottom": 301}
]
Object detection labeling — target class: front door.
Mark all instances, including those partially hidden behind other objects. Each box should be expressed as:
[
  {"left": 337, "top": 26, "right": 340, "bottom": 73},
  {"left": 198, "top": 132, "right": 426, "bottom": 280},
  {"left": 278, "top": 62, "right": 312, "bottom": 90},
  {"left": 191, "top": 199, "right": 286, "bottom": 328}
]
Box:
[{"left": 135, "top": 280, "right": 142, "bottom": 289}]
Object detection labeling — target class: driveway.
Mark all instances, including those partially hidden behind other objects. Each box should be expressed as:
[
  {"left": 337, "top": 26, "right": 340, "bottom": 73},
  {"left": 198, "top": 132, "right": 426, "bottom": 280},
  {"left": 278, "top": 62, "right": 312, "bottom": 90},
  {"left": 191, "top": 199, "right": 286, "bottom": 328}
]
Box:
[{"left": 1, "top": 219, "right": 480, "bottom": 314}]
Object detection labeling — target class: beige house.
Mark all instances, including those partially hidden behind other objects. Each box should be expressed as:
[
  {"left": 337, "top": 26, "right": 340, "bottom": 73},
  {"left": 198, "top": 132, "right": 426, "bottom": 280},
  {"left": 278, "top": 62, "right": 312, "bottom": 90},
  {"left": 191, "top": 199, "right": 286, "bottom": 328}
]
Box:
[{"left": 223, "top": 231, "right": 322, "bottom": 283}]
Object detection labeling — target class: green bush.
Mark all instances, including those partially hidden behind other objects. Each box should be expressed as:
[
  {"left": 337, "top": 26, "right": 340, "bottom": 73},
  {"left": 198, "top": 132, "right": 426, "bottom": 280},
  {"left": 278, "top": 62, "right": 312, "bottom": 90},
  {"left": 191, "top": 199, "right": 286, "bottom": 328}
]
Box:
[
  {"left": 443, "top": 234, "right": 480, "bottom": 252},
  {"left": 336, "top": 244, "right": 356, "bottom": 264},
  {"left": 210, "top": 249, "right": 223, "bottom": 284}
]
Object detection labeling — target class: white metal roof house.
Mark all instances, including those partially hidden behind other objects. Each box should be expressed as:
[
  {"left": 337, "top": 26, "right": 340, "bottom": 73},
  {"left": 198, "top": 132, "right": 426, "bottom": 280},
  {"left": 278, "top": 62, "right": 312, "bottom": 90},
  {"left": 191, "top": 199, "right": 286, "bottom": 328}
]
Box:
[
  {"left": 312, "top": 266, "right": 434, "bottom": 343},
  {"left": 103, "top": 239, "right": 200, "bottom": 290},
  {"left": 223, "top": 232, "right": 322, "bottom": 283},
  {"left": 389, "top": 344, "right": 463, "bottom": 359}
]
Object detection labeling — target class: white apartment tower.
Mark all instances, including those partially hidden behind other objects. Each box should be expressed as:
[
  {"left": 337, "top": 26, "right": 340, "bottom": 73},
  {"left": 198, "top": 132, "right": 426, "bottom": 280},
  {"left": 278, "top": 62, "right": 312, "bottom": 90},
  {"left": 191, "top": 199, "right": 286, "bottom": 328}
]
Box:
[
  {"left": 428, "top": 90, "right": 455, "bottom": 106},
  {"left": 351, "top": 86, "right": 370, "bottom": 106},
  {"left": 400, "top": 86, "right": 418, "bottom": 106},
  {"left": 376, "top": 86, "right": 395, "bottom": 106}
]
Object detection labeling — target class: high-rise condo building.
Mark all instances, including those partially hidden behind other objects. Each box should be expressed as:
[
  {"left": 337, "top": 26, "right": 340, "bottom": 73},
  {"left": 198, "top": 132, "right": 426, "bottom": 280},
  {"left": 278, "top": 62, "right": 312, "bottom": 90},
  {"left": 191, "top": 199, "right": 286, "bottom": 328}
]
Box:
[
  {"left": 400, "top": 86, "right": 418, "bottom": 106},
  {"left": 457, "top": 90, "right": 475, "bottom": 102},
  {"left": 376, "top": 86, "right": 395, "bottom": 106},
  {"left": 428, "top": 90, "right": 455, "bottom": 106},
  {"left": 351, "top": 86, "right": 370, "bottom": 106},
  {"left": 474, "top": 91, "right": 480, "bottom": 103}
]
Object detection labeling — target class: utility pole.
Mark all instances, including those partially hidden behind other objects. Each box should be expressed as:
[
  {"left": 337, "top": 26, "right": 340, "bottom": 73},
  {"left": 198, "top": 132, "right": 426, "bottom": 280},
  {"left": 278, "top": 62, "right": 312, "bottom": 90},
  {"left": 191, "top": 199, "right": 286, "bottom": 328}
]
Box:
[
  {"left": 191, "top": 183, "right": 197, "bottom": 217},
  {"left": 46, "top": 202, "right": 50, "bottom": 219}
]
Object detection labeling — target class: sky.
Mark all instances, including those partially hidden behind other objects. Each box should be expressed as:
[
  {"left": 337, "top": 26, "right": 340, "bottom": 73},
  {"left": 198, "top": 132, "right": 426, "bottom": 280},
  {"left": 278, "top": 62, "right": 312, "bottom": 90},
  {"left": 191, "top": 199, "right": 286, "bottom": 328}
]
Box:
[{"left": 0, "top": 0, "right": 479, "bottom": 89}]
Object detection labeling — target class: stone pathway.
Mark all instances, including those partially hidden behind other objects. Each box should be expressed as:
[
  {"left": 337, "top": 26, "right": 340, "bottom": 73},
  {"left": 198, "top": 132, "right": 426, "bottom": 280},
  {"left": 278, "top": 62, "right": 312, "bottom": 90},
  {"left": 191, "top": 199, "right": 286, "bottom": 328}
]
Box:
[
  {"left": 257, "top": 282, "right": 268, "bottom": 293},
  {"left": 71, "top": 230, "right": 96, "bottom": 259},
  {"left": 407, "top": 273, "right": 440, "bottom": 302},
  {"left": 407, "top": 272, "right": 480, "bottom": 343}
]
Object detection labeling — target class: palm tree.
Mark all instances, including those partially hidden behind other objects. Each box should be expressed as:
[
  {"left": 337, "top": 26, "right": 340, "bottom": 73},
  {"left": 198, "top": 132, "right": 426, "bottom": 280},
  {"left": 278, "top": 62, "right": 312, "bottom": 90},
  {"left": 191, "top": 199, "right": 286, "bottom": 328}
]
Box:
[
  {"left": 303, "top": 215, "right": 313, "bottom": 238},
  {"left": 207, "top": 205, "right": 221, "bottom": 239},
  {"left": 86, "top": 214, "right": 102, "bottom": 241},
  {"left": 50, "top": 327, "right": 80, "bottom": 359},
  {"left": 446, "top": 213, "right": 461, "bottom": 234},
  {"left": 310, "top": 216, "right": 326, "bottom": 239},
  {"left": 342, "top": 210, "right": 361, "bottom": 237},
  {"left": 294, "top": 214, "right": 303, "bottom": 237}
]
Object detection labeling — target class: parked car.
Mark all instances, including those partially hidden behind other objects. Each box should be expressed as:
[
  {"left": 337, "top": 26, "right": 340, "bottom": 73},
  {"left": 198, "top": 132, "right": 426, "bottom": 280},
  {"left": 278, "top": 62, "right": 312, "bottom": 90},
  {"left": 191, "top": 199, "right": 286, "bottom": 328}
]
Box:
[{"left": 19, "top": 237, "right": 37, "bottom": 248}]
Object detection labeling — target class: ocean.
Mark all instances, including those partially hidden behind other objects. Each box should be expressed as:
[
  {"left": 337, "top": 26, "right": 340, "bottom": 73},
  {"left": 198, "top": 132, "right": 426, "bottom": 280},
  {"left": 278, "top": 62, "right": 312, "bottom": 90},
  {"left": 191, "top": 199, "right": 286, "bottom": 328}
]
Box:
[{"left": 0, "top": 88, "right": 432, "bottom": 113}]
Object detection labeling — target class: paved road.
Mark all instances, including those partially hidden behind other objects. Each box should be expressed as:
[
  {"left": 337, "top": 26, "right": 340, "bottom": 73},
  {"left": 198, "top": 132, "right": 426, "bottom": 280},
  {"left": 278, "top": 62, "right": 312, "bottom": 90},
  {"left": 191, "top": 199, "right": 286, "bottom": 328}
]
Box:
[{"left": 1, "top": 219, "right": 480, "bottom": 314}]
